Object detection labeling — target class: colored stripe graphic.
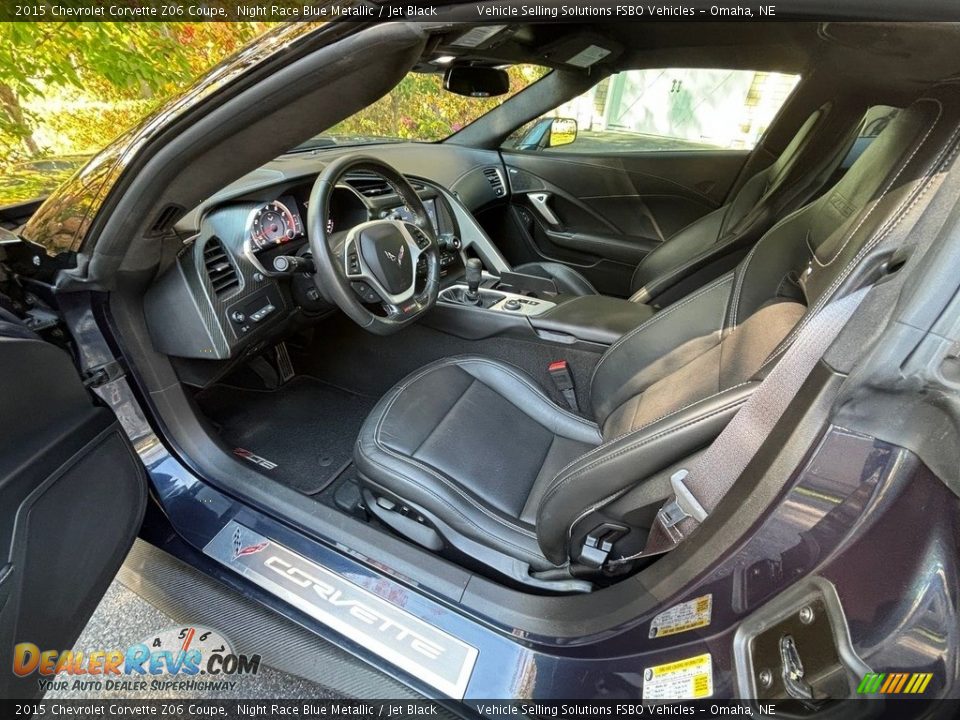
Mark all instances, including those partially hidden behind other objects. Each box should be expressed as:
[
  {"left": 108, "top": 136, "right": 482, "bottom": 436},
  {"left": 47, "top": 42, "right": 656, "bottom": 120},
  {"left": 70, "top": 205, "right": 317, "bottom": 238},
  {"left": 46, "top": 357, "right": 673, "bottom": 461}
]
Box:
[{"left": 858, "top": 672, "right": 932, "bottom": 694}]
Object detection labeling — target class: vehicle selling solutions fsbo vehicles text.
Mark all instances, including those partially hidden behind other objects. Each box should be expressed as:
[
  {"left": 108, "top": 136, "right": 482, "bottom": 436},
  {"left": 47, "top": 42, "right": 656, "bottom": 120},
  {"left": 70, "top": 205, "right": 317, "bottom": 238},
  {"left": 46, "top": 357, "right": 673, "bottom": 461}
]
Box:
[{"left": 474, "top": 5, "right": 775, "bottom": 17}]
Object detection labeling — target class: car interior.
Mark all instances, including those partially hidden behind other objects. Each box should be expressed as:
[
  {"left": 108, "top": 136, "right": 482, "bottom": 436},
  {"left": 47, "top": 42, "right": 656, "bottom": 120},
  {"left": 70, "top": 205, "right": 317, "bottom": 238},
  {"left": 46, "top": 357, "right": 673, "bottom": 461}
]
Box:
[{"left": 28, "top": 21, "right": 960, "bottom": 605}]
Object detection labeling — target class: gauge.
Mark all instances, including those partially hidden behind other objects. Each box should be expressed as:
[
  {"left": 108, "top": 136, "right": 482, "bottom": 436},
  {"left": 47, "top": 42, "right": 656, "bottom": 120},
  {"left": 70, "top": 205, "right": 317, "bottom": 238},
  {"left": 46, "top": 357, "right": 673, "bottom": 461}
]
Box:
[
  {"left": 134, "top": 625, "right": 233, "bottom": 675},
  {"left": 251, "top": 200, "right": 297, "bottom": 251}
]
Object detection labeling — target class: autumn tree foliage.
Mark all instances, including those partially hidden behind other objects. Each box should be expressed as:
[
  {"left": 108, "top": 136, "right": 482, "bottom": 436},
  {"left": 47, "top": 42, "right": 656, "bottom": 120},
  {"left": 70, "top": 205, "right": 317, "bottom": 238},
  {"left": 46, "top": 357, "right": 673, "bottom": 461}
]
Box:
[
  {"left": 0, "top": 22, "right": 544, "bottom": 205},
  {"left": 0, "top": 22, "right": 273, "bottom": 165}
]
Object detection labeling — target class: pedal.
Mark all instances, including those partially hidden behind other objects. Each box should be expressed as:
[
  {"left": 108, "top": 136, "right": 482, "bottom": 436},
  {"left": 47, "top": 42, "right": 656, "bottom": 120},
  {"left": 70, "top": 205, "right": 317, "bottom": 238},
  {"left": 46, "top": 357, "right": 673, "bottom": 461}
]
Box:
[{"left": 275, "top": 342, "right": 295, "bottom": 384}]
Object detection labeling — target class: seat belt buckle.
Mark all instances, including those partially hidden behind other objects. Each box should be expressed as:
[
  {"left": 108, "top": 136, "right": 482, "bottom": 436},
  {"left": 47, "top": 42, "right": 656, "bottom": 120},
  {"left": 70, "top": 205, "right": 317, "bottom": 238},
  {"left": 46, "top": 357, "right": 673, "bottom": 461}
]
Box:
[{"left": 548, "top": 360, "right": 579, "bottom": 411}]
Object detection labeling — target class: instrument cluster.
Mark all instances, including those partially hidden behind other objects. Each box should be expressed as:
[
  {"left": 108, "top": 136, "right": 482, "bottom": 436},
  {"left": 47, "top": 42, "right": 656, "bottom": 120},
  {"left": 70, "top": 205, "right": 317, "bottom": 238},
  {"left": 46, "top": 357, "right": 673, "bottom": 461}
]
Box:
[{"left": 248, "top": 195, "right": 304, "bottom": 251}]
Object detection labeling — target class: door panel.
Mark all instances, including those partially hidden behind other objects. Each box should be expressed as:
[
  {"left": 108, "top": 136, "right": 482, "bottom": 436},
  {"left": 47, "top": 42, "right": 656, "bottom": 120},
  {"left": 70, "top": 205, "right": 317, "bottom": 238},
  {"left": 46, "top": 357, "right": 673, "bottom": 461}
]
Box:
[
  {"left": 0, "top": 333, "right": 147, "bottom": 697},
  {"left": 502, "top": 150, "right": 748, "bottom": 295}
]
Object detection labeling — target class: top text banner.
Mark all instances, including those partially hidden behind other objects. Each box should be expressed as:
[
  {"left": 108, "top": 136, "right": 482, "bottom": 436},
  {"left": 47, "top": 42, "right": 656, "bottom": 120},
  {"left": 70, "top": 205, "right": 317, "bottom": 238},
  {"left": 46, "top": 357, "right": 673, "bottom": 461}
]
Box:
[{"left": 4, "top": 0, "right": 960, "bottom": 22}]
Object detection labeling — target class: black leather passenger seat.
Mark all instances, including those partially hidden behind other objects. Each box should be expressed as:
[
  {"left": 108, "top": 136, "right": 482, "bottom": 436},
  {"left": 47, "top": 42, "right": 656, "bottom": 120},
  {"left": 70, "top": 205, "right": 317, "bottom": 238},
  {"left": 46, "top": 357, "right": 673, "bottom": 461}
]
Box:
[{"left": 516, "top": 99, "right": 867, "bottom": 305}]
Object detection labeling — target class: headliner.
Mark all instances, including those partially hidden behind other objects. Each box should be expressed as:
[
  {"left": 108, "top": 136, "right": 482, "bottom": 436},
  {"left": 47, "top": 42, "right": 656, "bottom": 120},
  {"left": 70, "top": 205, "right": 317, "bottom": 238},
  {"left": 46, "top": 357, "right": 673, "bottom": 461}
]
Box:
[{"left": 423, "top": 22, "right": 960, "bottom": 96}]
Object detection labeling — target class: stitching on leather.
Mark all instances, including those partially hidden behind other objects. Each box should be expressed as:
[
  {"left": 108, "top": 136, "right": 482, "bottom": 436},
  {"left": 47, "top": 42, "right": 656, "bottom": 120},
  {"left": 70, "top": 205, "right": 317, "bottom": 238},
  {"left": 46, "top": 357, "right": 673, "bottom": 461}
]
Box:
[
  {"left": 372, "top": 425, "right": 540, "bottom": 539},
  {"left": 409, "top": 377, "right": 477, "bottom": 458},
  {"left": 760, "top": 114, "right": 960, "bottom": 369},
  {"left": 454, "top": 356, "right": 601, "bottom": 433},
  {"left": 551, "top": 263, "right": 597, "bottom": 294},
  {"left": 368, "top": 358, "right": 540, "bottom": 538},
  {"left": 367, "top": 355, "right": 602, "bottom": 538},
  {"left": 360, "top": 460, "right": 543, "bottom": 561},
  {"left": 590, "top": 272, "right": 735, "bottom": 388},
  {"left": 814, "top": 98, "right": 942, "bottom": 268},
  {"left": 539, "top": 398, "right": 750, "bottom": 519},
  {"left": 550, "top": 381, "right": 754, "bottom": 484},
  {"left": 728, "top": 203, "right": 811, "bottom": 329},
  {"left": 642, "top": 229, "right": 751, "bottom": 300},
  {"left": 631, "top": 202, "right": 732, "bottom": 293},
  {"left": 520, "top": 262, "right": 597, "bottom": 295},
  {"left": 637, "top": 207, "right": 741, "bottom": 298}
]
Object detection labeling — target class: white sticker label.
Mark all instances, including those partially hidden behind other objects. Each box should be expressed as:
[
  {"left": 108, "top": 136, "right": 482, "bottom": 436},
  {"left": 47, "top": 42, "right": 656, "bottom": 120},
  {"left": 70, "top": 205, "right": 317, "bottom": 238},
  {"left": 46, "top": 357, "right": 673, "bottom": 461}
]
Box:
[
  {"left": 649, "top": 594, "right": 713, "bottom": 638},
  {"left": 451, "top": 25, "right": 506, "bottom": 48},
  {"left": 642, "top": 653, "right": 713, "bottom": 700},
  {"left": 566, "top": 45, "right": 612, "bottom": 68}
]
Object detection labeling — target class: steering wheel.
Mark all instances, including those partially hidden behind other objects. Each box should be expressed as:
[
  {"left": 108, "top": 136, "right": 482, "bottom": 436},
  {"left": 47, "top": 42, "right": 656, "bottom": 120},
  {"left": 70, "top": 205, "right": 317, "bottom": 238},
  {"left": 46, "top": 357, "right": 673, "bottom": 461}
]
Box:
[{"left": 307, "top": 155, "right": 440, "bottom": 335}]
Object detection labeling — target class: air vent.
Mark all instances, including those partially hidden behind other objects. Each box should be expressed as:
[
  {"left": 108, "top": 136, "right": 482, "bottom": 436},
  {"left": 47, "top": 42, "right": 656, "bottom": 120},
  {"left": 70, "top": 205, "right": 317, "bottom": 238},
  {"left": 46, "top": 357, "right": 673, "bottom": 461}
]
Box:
[
  {"left": 346, "top": 175, "right": 392, "bottom": 197},
  {"left": 483, "top": 167, "right": 506, "bottom": 197},
  {"left": 345, "top": 173, "right": 425, "bottom": 197},
  {"left": 203, "top": 237, "right": 239, "bottom": 295},
  {"left": 147, "top": 204, "right": 184, "bottom": 236}
]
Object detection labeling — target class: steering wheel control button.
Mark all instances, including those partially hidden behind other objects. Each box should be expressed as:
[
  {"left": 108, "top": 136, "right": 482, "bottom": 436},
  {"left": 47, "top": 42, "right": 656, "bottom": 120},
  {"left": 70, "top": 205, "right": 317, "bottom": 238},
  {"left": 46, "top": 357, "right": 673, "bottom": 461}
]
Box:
[
  {"left": 504, "top": 299, "right": 521, "bottom": 311},
  {"left": 351, "top": 282, "right": 380, "bottom": 304},
  {"left": 347, "top": 251, "right": 361, "bottom": 275},
  {"left": 410, "top": 227, "right": 432, "bottom": 250}
]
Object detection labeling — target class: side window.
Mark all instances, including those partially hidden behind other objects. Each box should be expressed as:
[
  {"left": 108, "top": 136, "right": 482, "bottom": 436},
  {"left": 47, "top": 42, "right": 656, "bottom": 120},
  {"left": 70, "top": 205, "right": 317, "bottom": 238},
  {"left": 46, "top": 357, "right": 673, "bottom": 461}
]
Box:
[{"left": 507, "top": 68, "right": 800, "bottom": 154}]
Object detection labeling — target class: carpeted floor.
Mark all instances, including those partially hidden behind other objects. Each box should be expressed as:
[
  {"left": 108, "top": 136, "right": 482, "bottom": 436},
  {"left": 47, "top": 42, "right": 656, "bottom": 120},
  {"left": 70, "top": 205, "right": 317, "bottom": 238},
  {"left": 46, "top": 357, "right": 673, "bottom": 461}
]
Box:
[
  {"left": 195, "top": 316, "right": 603, "bottom": 498},
  {"left": 196, "top": 377, "right": 377, "bottom": 495}
]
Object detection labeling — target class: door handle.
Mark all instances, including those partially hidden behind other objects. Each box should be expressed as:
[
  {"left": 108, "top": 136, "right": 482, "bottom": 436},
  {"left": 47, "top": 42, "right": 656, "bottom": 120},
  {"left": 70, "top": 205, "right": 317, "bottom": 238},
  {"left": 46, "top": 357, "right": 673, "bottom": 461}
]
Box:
[{"left": 528, "top": 192, "right": 560, "bottom": 226}]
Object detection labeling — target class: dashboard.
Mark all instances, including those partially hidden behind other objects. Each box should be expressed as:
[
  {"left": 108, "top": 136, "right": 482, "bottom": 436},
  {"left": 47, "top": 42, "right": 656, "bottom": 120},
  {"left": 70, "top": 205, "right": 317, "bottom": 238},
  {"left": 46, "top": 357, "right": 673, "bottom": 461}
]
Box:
[{"left": 144, "top": 170, "right": 478, "bottom": 362}]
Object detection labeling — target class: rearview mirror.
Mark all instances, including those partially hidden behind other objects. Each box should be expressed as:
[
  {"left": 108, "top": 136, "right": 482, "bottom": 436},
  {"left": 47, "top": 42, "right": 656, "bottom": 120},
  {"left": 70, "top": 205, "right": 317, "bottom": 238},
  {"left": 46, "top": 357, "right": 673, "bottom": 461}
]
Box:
[
  {"left": 443, "top": 66, "right": 510, "bottom": 98},
  {"left": 515, "top": 117, "right": 579, "bottom": 151}
]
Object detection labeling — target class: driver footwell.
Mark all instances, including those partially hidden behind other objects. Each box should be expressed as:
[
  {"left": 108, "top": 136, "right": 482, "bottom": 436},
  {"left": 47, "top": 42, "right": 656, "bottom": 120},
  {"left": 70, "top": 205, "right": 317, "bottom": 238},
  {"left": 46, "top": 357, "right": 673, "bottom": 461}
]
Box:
[{"left": 196, "top": 377, "right": 376, "bottom": 495}]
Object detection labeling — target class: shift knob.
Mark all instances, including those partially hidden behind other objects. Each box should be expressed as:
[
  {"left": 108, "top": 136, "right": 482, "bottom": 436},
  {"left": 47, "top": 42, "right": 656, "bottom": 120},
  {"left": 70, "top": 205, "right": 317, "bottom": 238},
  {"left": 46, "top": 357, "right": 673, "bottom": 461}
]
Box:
[{"left": 465, "top": 258, "right": 482, "bottom": 300}]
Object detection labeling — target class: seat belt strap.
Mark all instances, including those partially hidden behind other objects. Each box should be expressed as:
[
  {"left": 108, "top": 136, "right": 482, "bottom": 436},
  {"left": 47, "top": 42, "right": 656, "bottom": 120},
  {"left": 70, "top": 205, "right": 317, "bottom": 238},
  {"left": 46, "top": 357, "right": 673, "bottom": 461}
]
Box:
[{"left": 608, "top": 285, "right": 870, "bottom": 566}]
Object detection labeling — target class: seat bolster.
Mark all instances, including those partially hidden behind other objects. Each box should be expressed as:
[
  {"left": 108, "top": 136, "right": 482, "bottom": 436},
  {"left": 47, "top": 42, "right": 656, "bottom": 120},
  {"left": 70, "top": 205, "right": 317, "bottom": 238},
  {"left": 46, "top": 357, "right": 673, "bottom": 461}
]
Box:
[
  {"left": 513, "top": 261, "right": 599, "bottom": 296},
  {"left": 629, "top": 204, "right": 729, "bottom": 299},
  {"left": 454, "top": 357, "right": 601, "bottom": 443},
  {"left": 535, "top": 382, "right": 756, "bottom": 565},
  {"left": 591, "top": 272, "right": 735, "bottom": 424}
]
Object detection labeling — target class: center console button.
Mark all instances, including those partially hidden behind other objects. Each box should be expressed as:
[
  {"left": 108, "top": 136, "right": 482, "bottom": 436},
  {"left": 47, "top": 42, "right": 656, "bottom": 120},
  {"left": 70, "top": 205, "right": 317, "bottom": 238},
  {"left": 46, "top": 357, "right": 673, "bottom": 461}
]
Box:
[{"left": 504, "top": 299, "right": 521, "bottom": 311}]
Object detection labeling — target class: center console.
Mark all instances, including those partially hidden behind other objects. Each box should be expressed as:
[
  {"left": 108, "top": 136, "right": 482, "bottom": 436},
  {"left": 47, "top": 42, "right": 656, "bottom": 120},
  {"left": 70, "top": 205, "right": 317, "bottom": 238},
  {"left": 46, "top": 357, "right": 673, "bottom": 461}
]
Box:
[
  {"left": 440, "top": 285, "right": 557, "bottom": 316},
  {"left": 430, "top": 260, "right": 655, "bottom": 347}
]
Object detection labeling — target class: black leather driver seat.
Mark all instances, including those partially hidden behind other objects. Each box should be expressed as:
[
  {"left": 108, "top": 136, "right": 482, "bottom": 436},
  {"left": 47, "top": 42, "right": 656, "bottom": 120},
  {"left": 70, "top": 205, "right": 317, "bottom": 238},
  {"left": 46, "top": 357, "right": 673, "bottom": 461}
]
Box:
[
  {"left": 515, "top": 101, "right": 866, "bottom": 306},
  {"left": 355, "top": 87, "right": 960, "bottom": 584}
]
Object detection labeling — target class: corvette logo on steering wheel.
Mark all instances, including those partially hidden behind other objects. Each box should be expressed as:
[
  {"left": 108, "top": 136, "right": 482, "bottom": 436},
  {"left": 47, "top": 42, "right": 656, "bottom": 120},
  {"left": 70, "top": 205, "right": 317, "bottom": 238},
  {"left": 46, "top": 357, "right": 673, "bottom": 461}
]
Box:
[{"left": 384, "top": 245, "right": 405, "bottom": 266}]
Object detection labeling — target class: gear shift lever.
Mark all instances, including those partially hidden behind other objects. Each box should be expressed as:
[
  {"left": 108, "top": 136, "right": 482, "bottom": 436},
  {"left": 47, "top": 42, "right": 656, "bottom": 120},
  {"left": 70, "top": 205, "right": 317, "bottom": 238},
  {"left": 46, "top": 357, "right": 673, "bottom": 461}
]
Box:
[{"left": 464, "top": 258, "right": 482, "bottom": 305}]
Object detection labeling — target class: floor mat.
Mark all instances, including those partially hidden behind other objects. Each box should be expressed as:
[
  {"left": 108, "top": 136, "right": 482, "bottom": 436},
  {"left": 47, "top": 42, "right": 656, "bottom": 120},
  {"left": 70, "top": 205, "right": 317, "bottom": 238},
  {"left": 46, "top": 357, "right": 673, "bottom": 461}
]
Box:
[{"left": 196, "top": 377, "right": 376, "bottom": 495}]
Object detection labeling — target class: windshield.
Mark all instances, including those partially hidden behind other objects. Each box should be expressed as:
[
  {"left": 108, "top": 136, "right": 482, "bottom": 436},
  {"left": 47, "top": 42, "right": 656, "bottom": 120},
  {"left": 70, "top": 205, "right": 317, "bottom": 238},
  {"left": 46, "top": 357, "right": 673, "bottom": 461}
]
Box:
[{"left": 291, "top": 64, "right": 549, "bottom": 151}]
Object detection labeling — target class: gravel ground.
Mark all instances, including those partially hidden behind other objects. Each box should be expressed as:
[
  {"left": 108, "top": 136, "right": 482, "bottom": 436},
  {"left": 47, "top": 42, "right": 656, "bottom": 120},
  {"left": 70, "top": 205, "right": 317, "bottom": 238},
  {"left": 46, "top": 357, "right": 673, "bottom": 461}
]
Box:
[{"left": 43, "top": 580, "right": 335, "bottom": 701}]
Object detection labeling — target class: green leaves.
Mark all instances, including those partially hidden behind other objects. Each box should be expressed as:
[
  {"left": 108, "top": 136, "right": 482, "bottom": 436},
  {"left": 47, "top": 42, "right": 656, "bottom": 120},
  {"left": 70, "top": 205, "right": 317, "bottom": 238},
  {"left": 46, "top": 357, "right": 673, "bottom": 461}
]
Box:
[
  {"left": 325, "top": 64, "right": 548, "bottom": 142},
  {"left": 0, "top": 21, "right": 273, "bottom": 165}
]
